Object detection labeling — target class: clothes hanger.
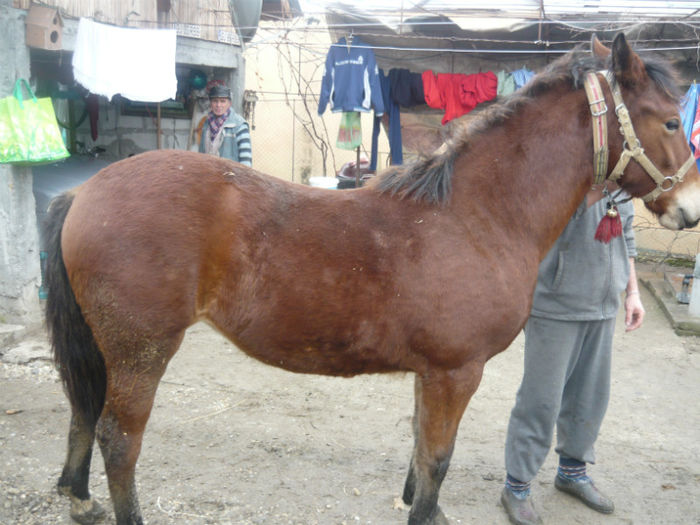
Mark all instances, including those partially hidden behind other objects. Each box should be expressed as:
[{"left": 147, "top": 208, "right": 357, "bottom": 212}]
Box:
[{"left": 346, "top": 28, "right": 354, "bottom": 51}]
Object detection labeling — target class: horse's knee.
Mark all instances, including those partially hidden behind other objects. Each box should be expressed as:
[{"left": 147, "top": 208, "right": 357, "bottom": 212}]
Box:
[
  {"left": 431, "top": 454, "right": 451, "bottom": 484},
  {"left": 416, "top": 450, "right": 453, "bottom": 486}
]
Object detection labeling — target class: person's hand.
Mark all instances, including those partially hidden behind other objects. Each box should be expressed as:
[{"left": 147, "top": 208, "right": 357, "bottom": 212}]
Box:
[{"left": 624, "top": 291, "right": 645, "bottom": 331}]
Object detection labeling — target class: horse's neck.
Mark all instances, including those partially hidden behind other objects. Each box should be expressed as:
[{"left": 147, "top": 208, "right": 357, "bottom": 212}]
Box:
[{"left": 453, "top": 88, "right": 594, "bottom": 260}]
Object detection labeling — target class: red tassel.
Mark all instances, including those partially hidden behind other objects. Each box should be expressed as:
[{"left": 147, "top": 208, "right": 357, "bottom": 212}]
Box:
[{"left": 594, "top": 204, "right": 622, "bottom": 243}]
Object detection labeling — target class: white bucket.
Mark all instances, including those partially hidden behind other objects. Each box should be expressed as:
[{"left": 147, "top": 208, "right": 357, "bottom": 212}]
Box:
[{"left": 308, "top": 176, "right": 338, "bottom": 189}]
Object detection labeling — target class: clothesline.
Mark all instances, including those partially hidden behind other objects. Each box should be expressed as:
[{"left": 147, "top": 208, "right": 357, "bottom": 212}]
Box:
[
  {"left": 317, "top": 35, "right": 541, "bottom": 175},
  {"left": 320, "top": 42, "right": 700, "bottom": 54}
]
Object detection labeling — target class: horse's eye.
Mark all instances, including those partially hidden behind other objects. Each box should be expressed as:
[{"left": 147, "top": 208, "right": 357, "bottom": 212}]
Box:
[{"left": 665, "top": 119, "right": 680, "bottom": 131}]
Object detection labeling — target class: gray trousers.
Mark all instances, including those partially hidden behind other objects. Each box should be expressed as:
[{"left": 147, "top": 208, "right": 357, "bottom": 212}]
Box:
[{"left": 505, "top": 316, "right": 615, "bottom": 482}]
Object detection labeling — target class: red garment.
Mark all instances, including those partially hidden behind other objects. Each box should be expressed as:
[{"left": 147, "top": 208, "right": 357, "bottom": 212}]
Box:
[
  {"left": 421, "top": 70, "right": 498, "bottom": 125},
  {"left": 422, "top": 70, "right": 442, "bottom": 109},
  {"left": 460, "top": 71, "right": 497, "bottom": 110}
]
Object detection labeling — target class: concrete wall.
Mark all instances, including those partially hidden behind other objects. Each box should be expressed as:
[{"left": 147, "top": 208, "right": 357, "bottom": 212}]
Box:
[
  {"left": 0, "top": 1, "right": 42, "bottom": 326},
  {"left": 0, "top": 3, "right": 246, "bottom": 325}
]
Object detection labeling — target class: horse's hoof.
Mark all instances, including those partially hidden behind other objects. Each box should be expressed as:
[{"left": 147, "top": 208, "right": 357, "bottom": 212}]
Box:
[
  {"left": 70, "top": 497, "right": 106, "bottom": 524},
  {"left": 430, "top": 507, "right": 450, "bottom": 525},
  {"left": 409, "top": 506, "right": 450, "bottom": 525}
]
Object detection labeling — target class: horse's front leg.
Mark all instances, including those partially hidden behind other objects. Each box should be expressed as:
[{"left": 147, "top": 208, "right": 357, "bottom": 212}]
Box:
[{"left": 405, "top": 364, "right": 484, "bottom": 525}]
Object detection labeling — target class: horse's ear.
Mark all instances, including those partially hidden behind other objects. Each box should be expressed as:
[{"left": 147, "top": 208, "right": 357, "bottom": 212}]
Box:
[
  {"left": 611, "top": 33, "right": 646, "bottom": 87},
  {"left": 590, "top": 34, "right": 610, "bottom": 58}
]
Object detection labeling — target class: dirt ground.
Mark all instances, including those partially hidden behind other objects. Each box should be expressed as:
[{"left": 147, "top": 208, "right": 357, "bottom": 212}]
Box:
[{"left": 1, "top": 269, "right": 699, "bottom": 525}]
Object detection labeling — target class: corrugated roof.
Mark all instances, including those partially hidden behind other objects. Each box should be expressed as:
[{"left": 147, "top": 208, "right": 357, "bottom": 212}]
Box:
[{"left": 303, "top": 0, "right": 700, "bottom": 32}]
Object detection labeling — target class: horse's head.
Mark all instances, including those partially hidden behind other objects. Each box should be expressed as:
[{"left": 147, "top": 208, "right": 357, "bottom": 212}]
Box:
[{"left": 593, "top": 34, "right": 700, "bottom": 230}]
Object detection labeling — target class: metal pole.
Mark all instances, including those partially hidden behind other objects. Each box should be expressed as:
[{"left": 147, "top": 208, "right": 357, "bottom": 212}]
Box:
[
  {"left": 688, "top": 254, "right": 700, "bottom": 316},
  {"left": 157, "top": 103, "right": 162, "bottom": 149}
]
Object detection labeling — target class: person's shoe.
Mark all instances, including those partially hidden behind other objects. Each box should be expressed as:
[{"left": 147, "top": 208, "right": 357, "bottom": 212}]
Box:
[
  {"left": 500, "top": 487, "right": 543, "bottom": 525},
  {"left": 554, "top": 475, "right": 614, "bottom": 514}
]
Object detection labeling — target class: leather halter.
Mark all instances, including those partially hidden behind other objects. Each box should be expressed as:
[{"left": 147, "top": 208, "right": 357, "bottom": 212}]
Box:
[{"left": 584, "top": 71, "right": 695, "bottom": 202}]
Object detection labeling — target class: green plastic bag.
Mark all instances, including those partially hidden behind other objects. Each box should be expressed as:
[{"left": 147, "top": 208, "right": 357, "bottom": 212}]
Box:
[{"left": 0, "top": 79, "right": 69, "bottom": 165}]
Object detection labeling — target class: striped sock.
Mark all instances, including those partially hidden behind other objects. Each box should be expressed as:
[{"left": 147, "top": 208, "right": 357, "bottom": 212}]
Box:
[
  {"left": 505, "top": 473, "right": 531, "bottom": 499},
  {"left": 558, "top": 457, "right": 588, "bottom": 481}
]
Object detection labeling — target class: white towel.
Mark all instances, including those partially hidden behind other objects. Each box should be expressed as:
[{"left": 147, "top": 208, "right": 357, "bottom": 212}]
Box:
[{"left": 72, "top": 18, "right": 177, "bottom": 103}]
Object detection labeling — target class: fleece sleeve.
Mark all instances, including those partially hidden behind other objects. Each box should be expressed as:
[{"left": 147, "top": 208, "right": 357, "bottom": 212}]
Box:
[{"left": 318, "top": 47, "right": 335, "bottom": 115}]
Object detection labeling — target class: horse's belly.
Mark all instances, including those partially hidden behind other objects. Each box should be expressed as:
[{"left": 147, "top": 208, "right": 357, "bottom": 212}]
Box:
[{"left": 234, "top": 337, "right": 407, "bottom": 376}]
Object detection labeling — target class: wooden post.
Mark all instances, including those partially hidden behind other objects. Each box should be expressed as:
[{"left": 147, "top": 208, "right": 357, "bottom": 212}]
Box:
[
  {"left": 355, "top": 145, "right": 361, "bottom": 187},
  {"left": 67, "top": 98, "right": 76, "bottom": 154}
]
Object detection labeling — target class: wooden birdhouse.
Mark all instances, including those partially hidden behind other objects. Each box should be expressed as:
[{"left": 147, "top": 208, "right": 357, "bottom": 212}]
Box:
[{"left": 25, "top": 5, "right": 63, "bottom": 50}]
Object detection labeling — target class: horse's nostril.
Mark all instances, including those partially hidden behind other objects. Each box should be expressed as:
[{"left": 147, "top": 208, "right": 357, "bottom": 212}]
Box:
[{"left": 679, "top": 208, "right": 699, "bottom": 230}]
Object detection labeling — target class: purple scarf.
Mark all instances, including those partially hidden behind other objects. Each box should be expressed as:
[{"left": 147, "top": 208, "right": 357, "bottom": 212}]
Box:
[{"left": 207, "top": 108, "right": 231, "bottom": 142}]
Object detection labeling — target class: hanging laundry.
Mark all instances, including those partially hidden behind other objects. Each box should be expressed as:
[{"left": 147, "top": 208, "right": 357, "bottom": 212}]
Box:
[
  {"left": 337, "top": 112, "right": 362, "bottom": 150},
  {"left": 72, "top": 18, "right": 177, "bottom": 102},
  {"left": 510, "top": 68, "right": 535, "bottom": 90},
  {"left": 422, "top": 70, "right": 498, "bottom": 125},
  {"left": 496, "top": 70, "right": 516, "bottom": 96},
  {"left": 318, "top": 37, "right": 385, "bottom": 116},
  {"left": 460, "top": 71, "right": 497, "bottom": 110},
  {"left": 690, "top": 104, "right": 700, "bottom": 161},
  {"left": 370, "top": 68, "right": 403, "bottom": 171},
  {"left": 422, "top": 70, "right": 443, "bottom": 110},
  {"left": 684, "top": 82, "right": 700, "bottom": 162},
  {"left": 681, "top": 83, "right": 699, "bottom": 148},
  {"left": 389, "top": 69, "right": 425, "bottom": 107}
]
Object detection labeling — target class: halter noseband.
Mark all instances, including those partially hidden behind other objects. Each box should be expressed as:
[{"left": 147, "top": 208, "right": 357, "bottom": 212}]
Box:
[{"left": 584, "top": 71, "right": 695, "bottom": 202}]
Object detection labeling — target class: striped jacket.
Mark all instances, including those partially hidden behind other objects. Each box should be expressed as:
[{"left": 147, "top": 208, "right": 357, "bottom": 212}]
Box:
[{"left": 199, "top": 111, "right": 252, "bottom": 167}]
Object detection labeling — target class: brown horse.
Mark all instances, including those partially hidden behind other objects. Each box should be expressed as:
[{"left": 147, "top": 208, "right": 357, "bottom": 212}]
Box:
[{"left": 44, "top": 34, "right": 700, "bottom": 525}]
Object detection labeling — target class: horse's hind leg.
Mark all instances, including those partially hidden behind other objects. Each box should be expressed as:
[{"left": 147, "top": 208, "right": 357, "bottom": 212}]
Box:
[
  {"left": 57, "top": 412, "right": 106, "bottom": 524},
  {"left": 96, "top": 333, "right": 184, "bottom": 525},
  {"left": 405, "top": 365, "right": 484, "bottom": 525}
]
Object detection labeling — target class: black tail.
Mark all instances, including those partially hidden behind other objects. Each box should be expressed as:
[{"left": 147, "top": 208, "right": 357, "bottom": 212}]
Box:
[{"left": 44, "top": 192, "right": 106, "bottom": 426}]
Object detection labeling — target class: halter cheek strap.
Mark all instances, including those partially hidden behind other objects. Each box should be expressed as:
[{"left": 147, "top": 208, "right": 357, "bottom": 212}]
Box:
[
  {"left": 584, "top": 72, "right": 609, "bottom": 186},
  {"left": 584, "top": 71, "right": 695, "bottom": 202}
]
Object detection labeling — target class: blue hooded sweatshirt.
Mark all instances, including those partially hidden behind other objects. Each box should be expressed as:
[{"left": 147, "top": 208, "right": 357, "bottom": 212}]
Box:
[{"left": 318, "top": 37, "right": 385, "bottom": 116}]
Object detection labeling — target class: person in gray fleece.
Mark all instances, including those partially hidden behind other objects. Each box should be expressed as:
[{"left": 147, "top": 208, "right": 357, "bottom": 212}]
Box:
[{"left": 501, "top": 182, "right": 645, "bottom": 525}]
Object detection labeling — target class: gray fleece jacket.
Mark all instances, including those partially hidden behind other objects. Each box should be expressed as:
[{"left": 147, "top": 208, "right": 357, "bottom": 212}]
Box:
[{"left": 530, "top": 194, "right": 636, "bottom": 321}]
